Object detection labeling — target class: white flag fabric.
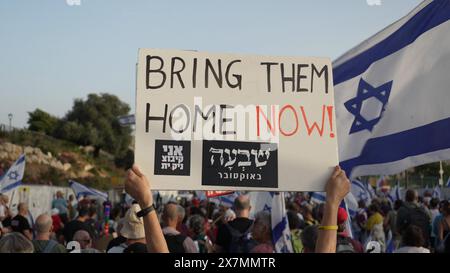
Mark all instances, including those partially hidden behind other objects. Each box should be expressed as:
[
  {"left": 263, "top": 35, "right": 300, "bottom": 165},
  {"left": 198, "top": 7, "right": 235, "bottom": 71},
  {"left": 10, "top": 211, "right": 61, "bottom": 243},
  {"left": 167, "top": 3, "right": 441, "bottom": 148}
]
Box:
[
  {"left": 0, "top": 154, "right": 25, "bottom": 193},
  {"left": 334, "top": 0, "right": 450, "bottom": 178},
  {"left": 249, "top": 191, "right": 274, "bottom": 219},
  {"left": 388, "top": 182, "right": 402, "bottom": 203},
  {"left": 271, "top": 192, "right": 293, "bottom": 253},
  {"left": 69, "top": 180, "right": 108, "bottom": 201},
  {"left": 351, "top": 180, "right": 372, "bottom": 206},
  {"left": 432, "top": 185, "right": 441, "bottom": 199}
]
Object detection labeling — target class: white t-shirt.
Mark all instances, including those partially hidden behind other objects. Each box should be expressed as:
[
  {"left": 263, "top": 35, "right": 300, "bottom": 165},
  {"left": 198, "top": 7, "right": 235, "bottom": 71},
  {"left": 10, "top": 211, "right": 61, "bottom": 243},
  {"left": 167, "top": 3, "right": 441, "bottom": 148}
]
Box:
[
  {"left": 107, "top": 243, "right": 127, "bottom": 253},
  {"left": 394, "top": 246, "right": 430, "bottom": 253}
]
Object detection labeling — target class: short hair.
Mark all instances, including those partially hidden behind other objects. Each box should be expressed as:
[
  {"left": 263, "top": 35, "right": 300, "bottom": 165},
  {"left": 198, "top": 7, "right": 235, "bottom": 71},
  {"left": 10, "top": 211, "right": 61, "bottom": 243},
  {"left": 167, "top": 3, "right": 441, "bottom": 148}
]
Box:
[
  {"left": 163, "top": 203, "right": 178, "bottom": 222},
  {"left": 254, "top": 211, "right": 271, "bottom": 230},
  {"left": 301, "top": 225, "right": 318, "bottom": 252},
  {"left": 430, "top": 198, "right": 440, "bottom": 209},
  {"left": 78, "top": 207, "right": 89, "bottom": 217},
  {"left": 287, "top": 210, "right": 302, "bottom": 230},
  {"left": 405, "top": 189, "right": 418, "bottom": 203},
  {"left": 188, "top": 215, "right": 205, "bottom": 236},
  {"left": 35, "top": 214, "right": 53, "bottom": 234},
  {"left": 176, "top": 205, "right": 186, "bottom": 220},
  {"left": 233, "top": 195, "right": 250, "bottom": 211},
  {"left": 0, "top": 232, "right": 34, "bottom": 253},
  {"left": 402, "top": 225, "right": 425, "bottom": 247}
]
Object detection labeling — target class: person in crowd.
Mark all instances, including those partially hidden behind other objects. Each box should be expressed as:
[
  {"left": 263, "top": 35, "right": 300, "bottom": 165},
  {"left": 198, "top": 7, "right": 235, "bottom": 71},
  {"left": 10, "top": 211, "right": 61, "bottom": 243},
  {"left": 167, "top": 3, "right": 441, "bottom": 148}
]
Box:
[
  {"left": 394, "top": 225, "right": 430, "bottom": 253},
  {"left": 429, "top": 197, "right": 440, "bottom": 248},
  {"left": 176, "top": 204, "right": 189, "bottom": 237},
  {"left": 67, "top": 194, "right": 78, "bottom": 220},
  {"left": 437, "top": 201, "right": 450, "bottom": 253},
  {"left": 124, "top": 164, "right": 168, "bottom": 253},
  {"left": 249, "top": 211, "right": 274, "bottom": 253},
  {"left": 396, "top": 189, "right": 431, "bottom": 247},
  {"left": 287, "top": 210, "right": 304, "bottom": 253},
  {"left": 433, "top": 200, "right": 449, "bottom": 250},
  {"left": 107, "top": 203, "right": 147, "bottom": 253},
  {"left": 0, "top": 232, "right": 34, "bottom": 253},
  {"left": 32, "top": 214, "right": 66, "bottom": 253},
  {"left": 336, "top": 207, "right": 363, "bottom": 253},
  {"left": 214, "top": 195, "right": 253, "bottom": 253},
  {"left": 64, "top": 207, "right": 95, "bottom": 242},
  {"left": 365, "top": 203, "right": 385, "bottom": 251},
  {"left": 52, "top": 191, "right": 68, "bottom": 224},
  {"left": 73, "top": 230, "right": 101, "bottom": 253},
  {"left": 106, "top": 218, "right": 127, "bottom": 252},
  {"left": 0, "top": 194, "right": 10, "bottom": 222},
  {"left": 11, "top": 203, "right": 33, "bottom": 240},
  {"left": 188, "top": 214, "right": 212, "bottom": 253},
  {"left": 302, "top": 204, "right": 318, "bottom": 226},
  {"left": 161, "top": 203, "right": 197, "bottom": 253},
  {"left": 300, "top": 225, "right": 318, "bottom": 253},
  {"left": 85, "top": 206, "right": 100, "bottom": 240}
]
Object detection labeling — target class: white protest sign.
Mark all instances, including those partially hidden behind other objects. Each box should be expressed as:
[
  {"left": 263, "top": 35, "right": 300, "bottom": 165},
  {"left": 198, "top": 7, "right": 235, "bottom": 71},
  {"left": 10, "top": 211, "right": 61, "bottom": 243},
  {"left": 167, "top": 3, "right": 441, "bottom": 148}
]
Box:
[{"left": 135, "top": 49, "right": 338, "bottom": 191}]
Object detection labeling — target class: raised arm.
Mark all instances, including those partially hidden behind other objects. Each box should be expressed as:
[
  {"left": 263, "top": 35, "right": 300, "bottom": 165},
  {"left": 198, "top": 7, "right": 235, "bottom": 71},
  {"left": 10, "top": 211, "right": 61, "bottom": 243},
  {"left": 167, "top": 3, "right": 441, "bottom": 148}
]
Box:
[
  {"left": 125, "top": 164, "right": 169, "bottom": 253},
  {"left": 315, "top": 166, "right": 350, "bottom": 253}
]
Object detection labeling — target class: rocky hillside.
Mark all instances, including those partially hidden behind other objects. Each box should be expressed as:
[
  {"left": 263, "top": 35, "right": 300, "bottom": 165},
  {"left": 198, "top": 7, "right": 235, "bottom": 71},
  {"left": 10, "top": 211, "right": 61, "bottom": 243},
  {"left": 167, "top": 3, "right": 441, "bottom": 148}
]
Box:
[{"left": 0, "top": 130, "right": 126, "bottom": 190}]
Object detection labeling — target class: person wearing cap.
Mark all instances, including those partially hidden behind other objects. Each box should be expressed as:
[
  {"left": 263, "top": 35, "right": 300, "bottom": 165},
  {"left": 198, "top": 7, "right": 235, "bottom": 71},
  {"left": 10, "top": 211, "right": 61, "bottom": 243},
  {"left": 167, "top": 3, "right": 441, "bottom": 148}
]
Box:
[
  {"left": 107, "top": 203, "right": 147, "bottom": 253},
  {"left": 336, "top": 207, "right": 363, "bottom": 253}
]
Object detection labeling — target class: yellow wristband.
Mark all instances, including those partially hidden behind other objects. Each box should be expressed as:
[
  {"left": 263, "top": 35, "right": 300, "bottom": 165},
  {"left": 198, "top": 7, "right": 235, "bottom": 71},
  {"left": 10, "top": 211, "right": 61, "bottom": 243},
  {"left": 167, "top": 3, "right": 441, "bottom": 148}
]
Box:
[{"left": 318, "top": 225, "right": 338, "bottom": 231}]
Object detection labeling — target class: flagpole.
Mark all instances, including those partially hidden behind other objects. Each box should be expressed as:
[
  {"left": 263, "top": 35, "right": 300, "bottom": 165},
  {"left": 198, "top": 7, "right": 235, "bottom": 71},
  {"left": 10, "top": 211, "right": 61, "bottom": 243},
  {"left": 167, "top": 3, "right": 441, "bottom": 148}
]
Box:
[{"left": 439, "top": 161, "right": 444, "bottom": 188}]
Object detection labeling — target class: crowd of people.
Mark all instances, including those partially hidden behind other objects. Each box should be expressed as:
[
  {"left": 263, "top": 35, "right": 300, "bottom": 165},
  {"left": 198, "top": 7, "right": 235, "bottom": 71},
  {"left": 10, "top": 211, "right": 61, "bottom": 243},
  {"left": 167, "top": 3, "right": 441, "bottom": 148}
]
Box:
[{"left": 0, "top": 164, "right": 449, "bottom": 254}]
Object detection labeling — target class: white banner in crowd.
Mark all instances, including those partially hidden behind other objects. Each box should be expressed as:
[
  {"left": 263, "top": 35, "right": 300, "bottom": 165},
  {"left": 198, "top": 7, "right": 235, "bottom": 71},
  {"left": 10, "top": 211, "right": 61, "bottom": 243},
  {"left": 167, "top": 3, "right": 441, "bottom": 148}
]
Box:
[{"left": 135, "top": 49, "right": 338, "bottom": 191}]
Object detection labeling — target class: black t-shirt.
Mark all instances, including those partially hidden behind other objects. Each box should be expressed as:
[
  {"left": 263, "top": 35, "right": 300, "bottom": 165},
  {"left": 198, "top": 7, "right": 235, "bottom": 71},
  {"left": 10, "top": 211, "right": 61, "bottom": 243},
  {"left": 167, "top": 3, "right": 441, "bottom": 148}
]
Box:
[
  {"left": 215, "top": 217, "right": 253, "bottom": 253},
  {"left": 106, "top": 235, "right": 127, "bottom": 252},
  {"left": 11, "top": 214, "right": 31, "bottom": 235},
  {"left": 63, "top": 219, "right": 95, "bottom": 242}
]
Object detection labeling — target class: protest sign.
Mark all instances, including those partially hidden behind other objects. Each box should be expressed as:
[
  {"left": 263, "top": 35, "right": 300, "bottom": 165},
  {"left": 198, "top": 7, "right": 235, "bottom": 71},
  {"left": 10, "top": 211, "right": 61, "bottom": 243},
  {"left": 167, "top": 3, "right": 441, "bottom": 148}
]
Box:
[{"left": 135, "top": 49, "right": 338, "bottom": 191}]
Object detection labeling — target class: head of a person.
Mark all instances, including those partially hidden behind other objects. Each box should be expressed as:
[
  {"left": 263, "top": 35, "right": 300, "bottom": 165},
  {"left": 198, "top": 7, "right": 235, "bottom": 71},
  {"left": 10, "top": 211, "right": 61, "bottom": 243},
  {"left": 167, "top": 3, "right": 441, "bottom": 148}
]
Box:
[
  {"left": 301, "top": 204, "right": 314, "bottom": 219},
  {"left": 405, "top": 189, "right": 418, "bottom": 203},
  {"left": 402, "top": 225, "right": 425, "bottom": 247},
  {"left": 394, "top": 199, "right": 404, "bottom": 211},
  {"left": 56, "top": 191, "right": 63, "bottom": 199},
  {"left": 88, "top": 207, "right": 97, "bottom": 220},
  {"left": 17, "top": 202, "right": 28, "bottom": 215},
  {"left": 35, "top": 214, "right": 53, "bottom": 235},
  {"left": 251, "top": 211, "right": 272, "bottom": 244},
  {"left": 188, "top": 214, "right": 205, "bottom": 237},
  {"left": 0, "top": 232, "right": 34, "bottom": 253},
  {"left": 442, "top": 201, "right": 450, "bottom": 216},
  {"left": 120, "top": 204, "right": 145, "bottom": 242},
  {"left": 301, "top": 225, "right": 318, "bottom": 253},
  {"left": 69, "top": 194, "right": 74, "bottom": 201},
  {"left": 368, "top": 203, "right": 381, "bottom": 215},
  {"left": 176, "top": 204, "right": 186, "bottom": 225},
  {"left": 439, "top": 200, "right": 450, "bottom": 214},
  {"left": 162, "top": 203, "right": 179, "bottom": 228},
  {"left": 287, "top": 210, "right": 302, "bottom": 230},
  {"left": 73, "top": 230, "right": 92, "bottom": 249},
  {"left": 429, "top": 198, "right": 439, "bottom": 210},
  {"left": 77, "top": 207, "right": 89, "bottom": 220},
  {"left": 233, "top": 195, "right": 251, "bottom": 218},
  {"left": 337, "top": 207, "right": 348, "bottom": 233}
]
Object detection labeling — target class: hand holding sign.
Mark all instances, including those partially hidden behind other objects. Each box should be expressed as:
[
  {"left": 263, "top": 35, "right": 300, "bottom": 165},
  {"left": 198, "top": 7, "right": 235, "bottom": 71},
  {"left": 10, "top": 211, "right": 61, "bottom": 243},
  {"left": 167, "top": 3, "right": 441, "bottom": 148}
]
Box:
[
  {"left": 326, "top": 166, "right": 350, "bottom": 206},
  {"left": 125, "top": 164, "right": 154, "bottom": 208}
]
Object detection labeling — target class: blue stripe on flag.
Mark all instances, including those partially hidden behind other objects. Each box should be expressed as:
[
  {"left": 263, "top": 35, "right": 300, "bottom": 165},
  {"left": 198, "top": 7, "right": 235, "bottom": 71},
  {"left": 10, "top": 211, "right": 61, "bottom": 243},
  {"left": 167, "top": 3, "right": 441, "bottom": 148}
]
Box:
[
  {"left": 341, "top": 117, "right": 450, "bottom": 175},
  {"left": 16, "top": 155, "right": 26, "bottom": 165},
  {"left": 334, "top": 0, "right": 450, "bottom": 85},
  {"left": 272, "top": 217, "right": 287, "bottom": 244},
  {"left": 0, "top": 180, "right": 22, "bottom": 193}
]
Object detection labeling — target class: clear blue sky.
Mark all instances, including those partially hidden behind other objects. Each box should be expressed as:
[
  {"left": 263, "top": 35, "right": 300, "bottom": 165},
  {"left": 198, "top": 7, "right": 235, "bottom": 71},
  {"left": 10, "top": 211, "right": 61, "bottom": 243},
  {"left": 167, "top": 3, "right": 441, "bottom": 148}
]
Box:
[{"left": 0, "top": 0, "right": 422, "bottom": 128}]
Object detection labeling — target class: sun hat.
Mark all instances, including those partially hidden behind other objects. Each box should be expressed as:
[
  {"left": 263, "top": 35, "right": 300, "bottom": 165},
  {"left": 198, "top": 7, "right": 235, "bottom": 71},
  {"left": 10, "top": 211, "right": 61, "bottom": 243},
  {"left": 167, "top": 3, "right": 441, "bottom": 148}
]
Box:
[{"left": 120, "top": 204, "right": 145, "bottom": 240}]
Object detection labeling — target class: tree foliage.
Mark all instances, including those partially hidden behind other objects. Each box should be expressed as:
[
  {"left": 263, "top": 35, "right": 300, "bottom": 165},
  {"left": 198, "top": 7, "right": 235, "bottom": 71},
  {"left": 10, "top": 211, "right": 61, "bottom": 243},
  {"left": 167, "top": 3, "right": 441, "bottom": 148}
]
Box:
[{"left": 27, "top": 109, "right": 59, "bottom": 135}]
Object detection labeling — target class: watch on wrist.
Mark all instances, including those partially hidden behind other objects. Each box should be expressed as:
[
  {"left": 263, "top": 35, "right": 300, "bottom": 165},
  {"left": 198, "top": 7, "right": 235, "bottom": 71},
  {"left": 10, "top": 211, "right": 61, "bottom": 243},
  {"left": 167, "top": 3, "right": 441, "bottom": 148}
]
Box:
[{"left": 136, "top": 204, "right": 156, "bottom": 218}]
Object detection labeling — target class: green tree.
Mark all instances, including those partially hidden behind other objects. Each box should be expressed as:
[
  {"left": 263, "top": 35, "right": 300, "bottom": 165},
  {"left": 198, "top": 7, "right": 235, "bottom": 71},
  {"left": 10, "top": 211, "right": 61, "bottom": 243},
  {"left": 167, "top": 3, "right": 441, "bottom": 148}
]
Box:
[
  {"left": 27, "top": 109, "right": 59, "bottom": 135},
  {"left": 55, "top": 93, "right": 132, "bottom": 157}
]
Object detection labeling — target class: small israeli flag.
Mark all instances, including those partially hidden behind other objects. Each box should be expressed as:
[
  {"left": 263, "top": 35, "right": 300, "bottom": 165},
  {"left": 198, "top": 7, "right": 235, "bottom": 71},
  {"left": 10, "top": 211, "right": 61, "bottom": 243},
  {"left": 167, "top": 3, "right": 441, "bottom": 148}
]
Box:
[
  {"left": 0, "top": 154, "right": 25, "bottom": 193},
  {"left": 69, "top": 180, "right": 108, "bottom": 201}
]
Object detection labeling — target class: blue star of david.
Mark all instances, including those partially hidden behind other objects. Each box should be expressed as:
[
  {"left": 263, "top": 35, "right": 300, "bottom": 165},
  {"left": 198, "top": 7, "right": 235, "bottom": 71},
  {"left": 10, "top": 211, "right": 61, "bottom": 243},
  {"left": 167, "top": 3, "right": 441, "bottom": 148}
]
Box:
[
  {"left": 263, "top": 204, "right": 272, "bottom": 213},
  {"left": 8, "top": 170, "right": 19, "bottom": 180},
  {"left": 357, "top": 191, "right": 368, "bottom": 201},
  {"left": 344, "top": 78, "right": 393, "bottom": 134}
]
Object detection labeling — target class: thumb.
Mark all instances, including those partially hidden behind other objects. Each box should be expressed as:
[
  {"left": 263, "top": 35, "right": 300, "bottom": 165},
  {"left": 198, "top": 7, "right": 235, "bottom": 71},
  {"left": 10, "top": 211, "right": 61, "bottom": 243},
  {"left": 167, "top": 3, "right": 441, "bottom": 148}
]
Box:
[{"left": 132, "top": 164, "right": 144, "bottom": 177}]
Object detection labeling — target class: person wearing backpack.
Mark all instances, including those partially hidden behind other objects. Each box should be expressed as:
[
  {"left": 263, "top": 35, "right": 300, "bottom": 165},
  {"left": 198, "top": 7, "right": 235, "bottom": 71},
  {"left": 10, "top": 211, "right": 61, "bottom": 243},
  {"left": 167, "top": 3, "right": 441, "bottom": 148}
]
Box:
[
  {"left": 162, "top": 203, "right": 198, "bottom": 253},
  {"left": 32, "top": 214, "right": 66, "bottom": 253},
  {"left": 396, "top": 189, "right": 431, "bottom": 247},
  {"left": 214, "top": 195, "right": 254, "bottom": 253}
]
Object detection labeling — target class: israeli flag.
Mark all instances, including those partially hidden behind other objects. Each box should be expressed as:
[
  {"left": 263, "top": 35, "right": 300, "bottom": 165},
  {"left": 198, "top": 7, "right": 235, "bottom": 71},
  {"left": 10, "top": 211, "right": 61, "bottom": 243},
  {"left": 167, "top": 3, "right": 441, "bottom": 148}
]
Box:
[
  {"left": 334, "top": 0, "right": 450, "bottom": 178},
  {"left": 432, "top": 185, "right": 441, "bottom": 199},
  {"left": 310, "top": 192, "right": 327, "bottom": 204},
  {"left": 249, "top": 191, "right": 274, "bottom": 219},
  {"left": 0, "top": 154, "right": 25, "bottom": 193},
  {"left": 69, "top": 180, "right": 108, "bottom": 201},
  {"left": 388, "top": 182, "right": 402, "bottom": 203},
  {"left": 351, "top": 180, "right": 372, "bottom": 206},
  {"left": 271, "top": 192, "right": 293, "bottom": 253},
  {"left": 210, "top": 191, "right": 239, "bottom": 208}
]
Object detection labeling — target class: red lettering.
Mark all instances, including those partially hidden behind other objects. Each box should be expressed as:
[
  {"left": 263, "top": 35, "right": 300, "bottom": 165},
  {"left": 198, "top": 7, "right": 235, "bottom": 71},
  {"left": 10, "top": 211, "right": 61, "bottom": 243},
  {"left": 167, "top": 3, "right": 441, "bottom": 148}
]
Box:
[
  {"left": 256, "top": 105, "right": 276, "bottom": 137},
  {"left": 278, "top": 105, "right": 299, "bottom": 136},
  {"left": 300, "top": 105, "right": 326, "bottom": 136}
]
